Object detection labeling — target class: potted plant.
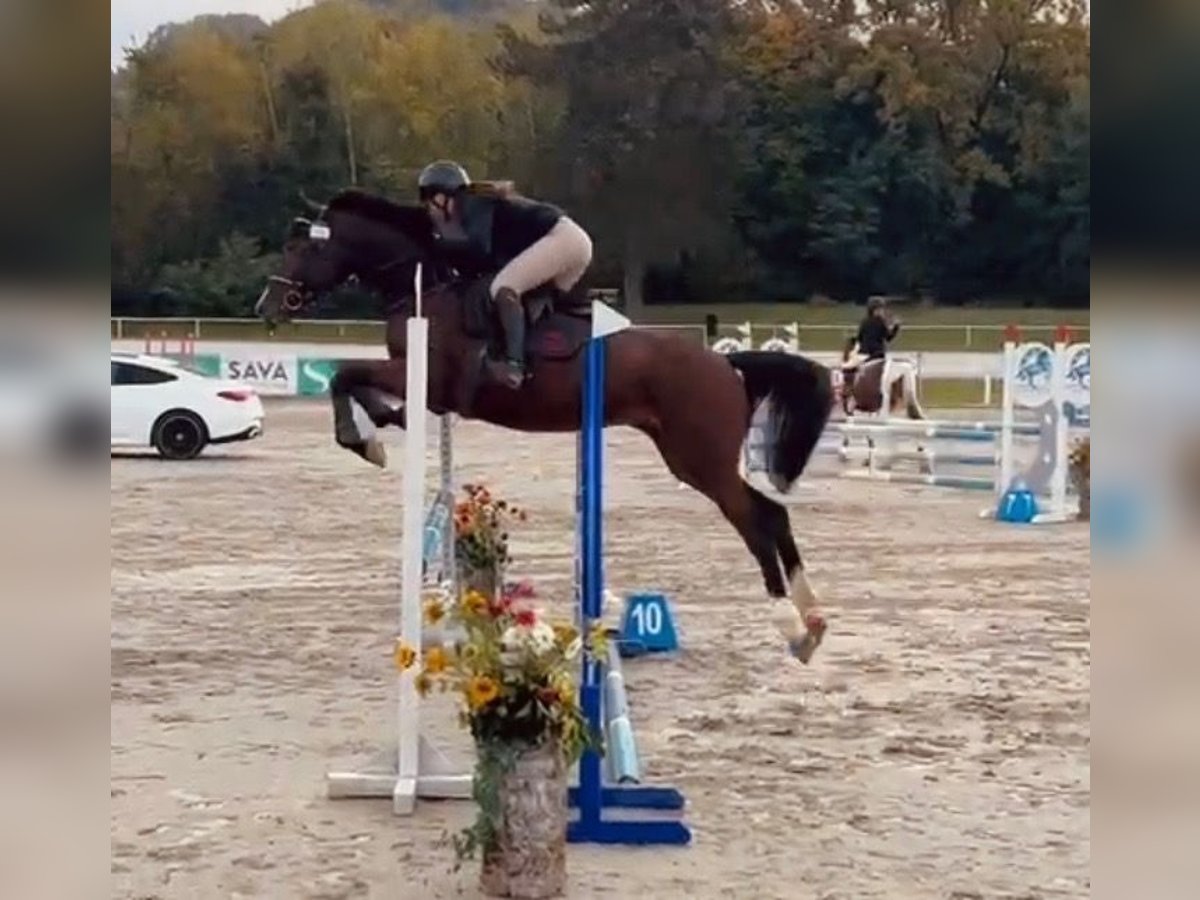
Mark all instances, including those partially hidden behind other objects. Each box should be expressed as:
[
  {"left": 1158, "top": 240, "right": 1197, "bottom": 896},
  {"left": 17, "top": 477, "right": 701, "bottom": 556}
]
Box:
[
  {"left": 398, "top": 590, "right": 600, "bottom": 898},
  {"left": 1069, "top": 437, "right": 1090, "bottom": 520},
  {"left": 454, "top": 483, "right": 526, "bottom": 600}
]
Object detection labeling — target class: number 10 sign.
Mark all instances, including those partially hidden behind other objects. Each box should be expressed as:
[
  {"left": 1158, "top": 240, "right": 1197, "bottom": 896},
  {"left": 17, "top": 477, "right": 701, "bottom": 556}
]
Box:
[{"left": 618, "top": 592, "right": 681, "bottom": 656}]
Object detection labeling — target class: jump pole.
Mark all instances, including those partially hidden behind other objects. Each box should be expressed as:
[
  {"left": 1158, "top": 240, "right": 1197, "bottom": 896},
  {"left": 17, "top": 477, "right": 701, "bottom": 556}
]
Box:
[
  {"left": 325, "top": 263, "right": 472, "bottom": 814},
  {"left": 566, "top": 301, "right": 691, "bottom": 846}
]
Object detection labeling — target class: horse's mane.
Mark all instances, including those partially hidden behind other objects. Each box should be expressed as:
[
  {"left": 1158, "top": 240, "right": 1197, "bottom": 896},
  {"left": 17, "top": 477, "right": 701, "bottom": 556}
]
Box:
[{"left": 325, "top": 188, "right": 432, "bottom": 243}]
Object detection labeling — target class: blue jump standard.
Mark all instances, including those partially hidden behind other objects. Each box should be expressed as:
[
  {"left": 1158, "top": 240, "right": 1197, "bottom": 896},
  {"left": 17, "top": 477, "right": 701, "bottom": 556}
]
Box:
[{"left": 566, "top": 316, "right": 692, "bottom": 846}]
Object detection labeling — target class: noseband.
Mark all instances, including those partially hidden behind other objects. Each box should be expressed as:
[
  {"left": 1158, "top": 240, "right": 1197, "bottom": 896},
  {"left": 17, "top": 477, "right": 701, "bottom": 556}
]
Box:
[{"left": 267, "top": 275, "right": 310, "bottom": 312}]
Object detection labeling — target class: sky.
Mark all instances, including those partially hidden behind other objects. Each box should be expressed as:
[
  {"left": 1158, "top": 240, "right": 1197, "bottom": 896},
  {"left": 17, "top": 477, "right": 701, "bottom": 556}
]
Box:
[{"left": 111, "top": 1, "right": 313, "bottom": 69}]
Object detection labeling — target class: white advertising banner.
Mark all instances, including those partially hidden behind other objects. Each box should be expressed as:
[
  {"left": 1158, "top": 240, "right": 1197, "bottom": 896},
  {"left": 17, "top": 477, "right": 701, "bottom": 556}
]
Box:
[{"left": 221, "top": 351, "right": 298, "bottom": 396}]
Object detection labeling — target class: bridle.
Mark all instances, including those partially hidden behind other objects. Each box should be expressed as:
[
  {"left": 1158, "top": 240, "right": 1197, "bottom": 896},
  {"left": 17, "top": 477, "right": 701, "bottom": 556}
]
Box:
[
  {"left": 272, "top": 206, "right": 442, "bottom": 314},
  {"left": 266, "top": 274, "right": 310, "bottom": 313}
]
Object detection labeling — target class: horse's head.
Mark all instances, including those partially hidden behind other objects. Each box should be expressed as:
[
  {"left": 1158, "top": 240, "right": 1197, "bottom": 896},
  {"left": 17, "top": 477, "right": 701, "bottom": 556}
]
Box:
[
  {"left": 255, "top": 190, "right": 435, "bottom": 327},
  {"left": 254, "top": 214, "right": 345, "bottom": 326}
]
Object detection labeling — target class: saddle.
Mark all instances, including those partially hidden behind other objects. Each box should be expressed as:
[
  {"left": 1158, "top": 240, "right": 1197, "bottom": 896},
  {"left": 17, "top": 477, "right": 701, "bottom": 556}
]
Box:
[{"left": 458, "top": 275, "right": 593, "bottom": 364}]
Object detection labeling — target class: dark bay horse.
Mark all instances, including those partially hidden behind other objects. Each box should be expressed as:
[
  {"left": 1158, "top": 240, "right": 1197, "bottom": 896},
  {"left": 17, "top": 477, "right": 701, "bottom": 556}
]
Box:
[{"left": 254, "top": 189, "right": 833, "bottom": 662}]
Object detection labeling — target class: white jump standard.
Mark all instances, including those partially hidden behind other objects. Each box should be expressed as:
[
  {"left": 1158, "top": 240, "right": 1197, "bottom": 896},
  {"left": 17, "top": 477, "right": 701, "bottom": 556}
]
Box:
[{"left": 325, "top": 266, "right": 473, "bottom": 814}]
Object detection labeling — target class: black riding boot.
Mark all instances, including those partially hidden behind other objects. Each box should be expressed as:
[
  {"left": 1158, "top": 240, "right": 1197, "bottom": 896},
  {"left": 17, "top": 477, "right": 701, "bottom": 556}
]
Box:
[{"left": 490, "top": 287, "right": 527, "bottom": 389}]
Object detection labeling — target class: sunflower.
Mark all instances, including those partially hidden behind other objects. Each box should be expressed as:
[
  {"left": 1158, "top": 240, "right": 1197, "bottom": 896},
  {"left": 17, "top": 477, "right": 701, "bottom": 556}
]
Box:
[
  {"left": 393, "top": 641, "right": 417, "bottom": 671},
  {"left": 423, "top": 645, "right": 449, "bottom": 675},
  {"left": 463, "top": 590, "right": 490, "bottom": 616},
  {"left": 466, "top": 675, "right": 500, "bottom": 710},
  {"left": 423, "top": 596, "right": 446, "bottom": 625}
]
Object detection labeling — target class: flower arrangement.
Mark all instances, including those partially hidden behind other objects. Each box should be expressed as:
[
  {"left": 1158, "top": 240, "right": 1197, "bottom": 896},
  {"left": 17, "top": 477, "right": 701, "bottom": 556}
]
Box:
[
  {"left": 398, "top": 483, "right": 601, "bottom": 897},
  {"left": 397, "top": 588, "right": 601, "bottom": 875},
  {"left": 1069, "top": 436, "right": 1090, "bottom": 520},
  {"left": 454, "top": 483, "right": 527, "bottom": 588}
]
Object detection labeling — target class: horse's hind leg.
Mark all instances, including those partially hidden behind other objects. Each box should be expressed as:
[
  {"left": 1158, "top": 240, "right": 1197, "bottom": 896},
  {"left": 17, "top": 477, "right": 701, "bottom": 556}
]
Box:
[
  {"left": 644, "top": 424, "right": 826, "bottom": 662},
  {"left": 902, "top": 368, "right": 926, "bottom": 419},
  {"left": 746, "top": 487, "right": 826, "bottom": 662}
]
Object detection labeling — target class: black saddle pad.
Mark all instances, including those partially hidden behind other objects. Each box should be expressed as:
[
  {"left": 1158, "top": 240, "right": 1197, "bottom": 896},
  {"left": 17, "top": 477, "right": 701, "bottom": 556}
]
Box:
[{"left": 458, "top": 276, "right": 591, "bottom": 362}]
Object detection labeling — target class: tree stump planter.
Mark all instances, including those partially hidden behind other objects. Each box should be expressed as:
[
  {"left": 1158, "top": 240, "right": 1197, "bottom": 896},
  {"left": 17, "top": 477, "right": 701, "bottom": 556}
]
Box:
[
  {"left": 461, "top": 562, "right": 502, "bottom": 601},
  {"left": 1070, "top": 437, "right": 1091, "bottom": 521},
  {"left": 478, "top": 741, "right": 568, "bottom": 899}
]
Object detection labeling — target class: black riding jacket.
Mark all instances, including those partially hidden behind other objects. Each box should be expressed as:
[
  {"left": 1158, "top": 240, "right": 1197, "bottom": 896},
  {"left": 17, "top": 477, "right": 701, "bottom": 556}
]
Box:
[
  {"left": 855, "top": 315, "right": 900, "bottom": 360},
  {"left": 434, "top": 193, "right": 563, "bottom": 276}
]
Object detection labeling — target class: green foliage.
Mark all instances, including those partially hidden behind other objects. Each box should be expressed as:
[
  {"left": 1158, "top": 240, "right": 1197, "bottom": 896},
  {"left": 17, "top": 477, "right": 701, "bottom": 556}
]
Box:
[
  {"left": 450, "top": 739, "right": 521, "bottom": 867},
  {"left": 111, "top": 0, "right": 1090, "bottom": 314},
  {"left": 733, "top": 0, "right": 1090, "bottom": 302},
  {"left": 157, "top": 233, "right": 281, "bottom": 316}
]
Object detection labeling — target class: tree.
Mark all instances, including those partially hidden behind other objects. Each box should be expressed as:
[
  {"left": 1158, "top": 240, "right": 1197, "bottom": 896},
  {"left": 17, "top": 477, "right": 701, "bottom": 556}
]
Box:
[
  {"left": 733, "top": 0, "right": 1090, "bottom": 301},
  {"left": 499, "top": 0, "right": 754, "bottom": 309},
  {"left": 111, "top": 0, "right": 1089, "bottom": 312},
  {"left": 157, "top": 233, "right": 281, "bottom": 316}
]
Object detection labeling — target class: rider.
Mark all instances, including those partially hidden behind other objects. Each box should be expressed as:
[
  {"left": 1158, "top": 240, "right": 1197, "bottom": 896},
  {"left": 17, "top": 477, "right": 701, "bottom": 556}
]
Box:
[
  {"left": 416, "top": 160, "right": 594, "bottom": 389},
  {"left": 841, "top": 296, "right": 901, "bottom": 401}
]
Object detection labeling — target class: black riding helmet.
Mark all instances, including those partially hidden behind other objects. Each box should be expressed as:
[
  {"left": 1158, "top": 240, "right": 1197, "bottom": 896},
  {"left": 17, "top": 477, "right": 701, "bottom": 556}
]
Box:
[{"left": 418, "top": 160, "right": 470, "bottom": 201}]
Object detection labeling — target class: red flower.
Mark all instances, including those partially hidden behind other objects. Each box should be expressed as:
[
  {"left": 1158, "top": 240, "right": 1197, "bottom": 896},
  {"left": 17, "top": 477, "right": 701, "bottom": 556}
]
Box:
[
  {"left": 502, "top": 579, "right": 536, "bottom": 601},
  {"left": 488, "top": 596, "right": 513, "bottom": 618},
  {"left": 514, "top": 608, "right": 537, "bottom": 627}
]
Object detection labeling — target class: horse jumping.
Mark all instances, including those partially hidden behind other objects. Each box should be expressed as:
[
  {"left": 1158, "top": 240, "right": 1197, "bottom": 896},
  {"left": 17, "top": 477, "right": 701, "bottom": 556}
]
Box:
[{"left": 254, "top": 189, "right": 832, "bottom": 661}]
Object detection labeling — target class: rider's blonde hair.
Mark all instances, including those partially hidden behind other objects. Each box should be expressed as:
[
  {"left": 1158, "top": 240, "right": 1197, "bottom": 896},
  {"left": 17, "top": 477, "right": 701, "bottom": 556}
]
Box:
[{"left": 465, "top": 180, "right": 517, "bottom": 199}]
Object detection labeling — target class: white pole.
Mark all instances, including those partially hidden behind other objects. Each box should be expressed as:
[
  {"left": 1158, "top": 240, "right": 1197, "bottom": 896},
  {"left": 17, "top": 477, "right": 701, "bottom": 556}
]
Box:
[
  {"left": 998, "top": 341, "right": 1015, "bottom": 499},
  {"left": 440, "top": 414, "right": 454, "bottom": 592},
  {"left": 414, "top": 263, "right": 424, "bottom": 318},
  {"left": 396, "top": 267, "right": 429, "bottom": 814},
  {"left": 1050, "top": 340, "right": 1069, "bottom": 518},
  {"left": 325, "top": 260, "right": 470, "bottom": 810}
]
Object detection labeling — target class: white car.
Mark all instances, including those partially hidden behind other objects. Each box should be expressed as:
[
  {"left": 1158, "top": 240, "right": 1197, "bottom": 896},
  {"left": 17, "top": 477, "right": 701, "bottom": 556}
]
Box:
[{"left": 111, "top": 353, "right": 264, "bottom": 459}]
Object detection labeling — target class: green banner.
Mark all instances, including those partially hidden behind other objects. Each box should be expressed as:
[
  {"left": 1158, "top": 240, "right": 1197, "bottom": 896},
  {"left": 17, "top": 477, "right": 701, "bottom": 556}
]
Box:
[
  {"left": 297, "top": 357, "right": 339, "bottom": 396},
  {"left": 191, "top": 353, "right": 222, "bottom": 377}
]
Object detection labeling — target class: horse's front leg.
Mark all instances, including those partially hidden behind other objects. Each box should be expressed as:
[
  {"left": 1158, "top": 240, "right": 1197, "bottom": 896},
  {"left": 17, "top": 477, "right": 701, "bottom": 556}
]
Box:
[{"left": 330, "top": 360, "right": 408, "bottom": 468}]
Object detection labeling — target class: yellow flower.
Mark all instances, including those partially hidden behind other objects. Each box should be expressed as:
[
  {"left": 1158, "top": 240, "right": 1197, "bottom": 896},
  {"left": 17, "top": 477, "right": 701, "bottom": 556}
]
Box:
[
  {"left": 560, "top": 715, "right": 579, "bottom": 744},
  {"left": 415, "top": 672, "right": 433, "bottom": 697},
  {"left": 424, "top": 645, "right": 449, "bottom": 675},
  {"left": 466, "top": 675, "right": 500, "bottom": 710},
  {"left": 393, "top": 641, "right": 417, "bottom": 671},
  {"left": 552, "top": 675, "right": 578, "bottom": 709},
  {"left": 423, "top": 596, "right": 446, "bottom": 625},
  {"left": 463, "top": 590, "right": 490, "bottom": 616},
  {"left": 587, "top": 625, "right": 609, "bottom": 658}
]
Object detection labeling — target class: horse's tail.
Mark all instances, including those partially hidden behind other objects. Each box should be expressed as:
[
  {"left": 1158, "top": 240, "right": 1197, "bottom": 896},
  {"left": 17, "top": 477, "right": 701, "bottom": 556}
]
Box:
[{"left": 727, "top": 351, "right": 833, "bottom": 494}]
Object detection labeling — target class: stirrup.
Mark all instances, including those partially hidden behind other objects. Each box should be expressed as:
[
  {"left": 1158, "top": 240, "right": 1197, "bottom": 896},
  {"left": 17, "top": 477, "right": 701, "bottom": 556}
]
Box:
[{"left": 487, "top": 357, "right": 525, "bottom": 389}]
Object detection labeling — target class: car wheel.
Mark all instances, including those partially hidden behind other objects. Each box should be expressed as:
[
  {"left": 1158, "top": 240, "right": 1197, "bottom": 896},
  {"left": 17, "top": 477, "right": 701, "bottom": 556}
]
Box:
[{"left": 152, "top": 410, "right": 207, "bottom": 460}]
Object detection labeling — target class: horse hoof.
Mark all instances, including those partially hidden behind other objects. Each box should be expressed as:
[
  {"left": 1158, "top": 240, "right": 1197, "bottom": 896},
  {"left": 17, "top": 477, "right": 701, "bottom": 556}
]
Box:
[
  {"left": 363, "top": 438, "right": 387, "bottom": 469},
  {"left": 787, "top": 614, "right": 827, "bottom": 664}
]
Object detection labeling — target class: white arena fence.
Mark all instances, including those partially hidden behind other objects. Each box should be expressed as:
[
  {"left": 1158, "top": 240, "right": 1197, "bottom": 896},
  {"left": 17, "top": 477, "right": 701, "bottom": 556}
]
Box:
[{"left": 112, "top": 323, "right": 1051, "bottom": 402}]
